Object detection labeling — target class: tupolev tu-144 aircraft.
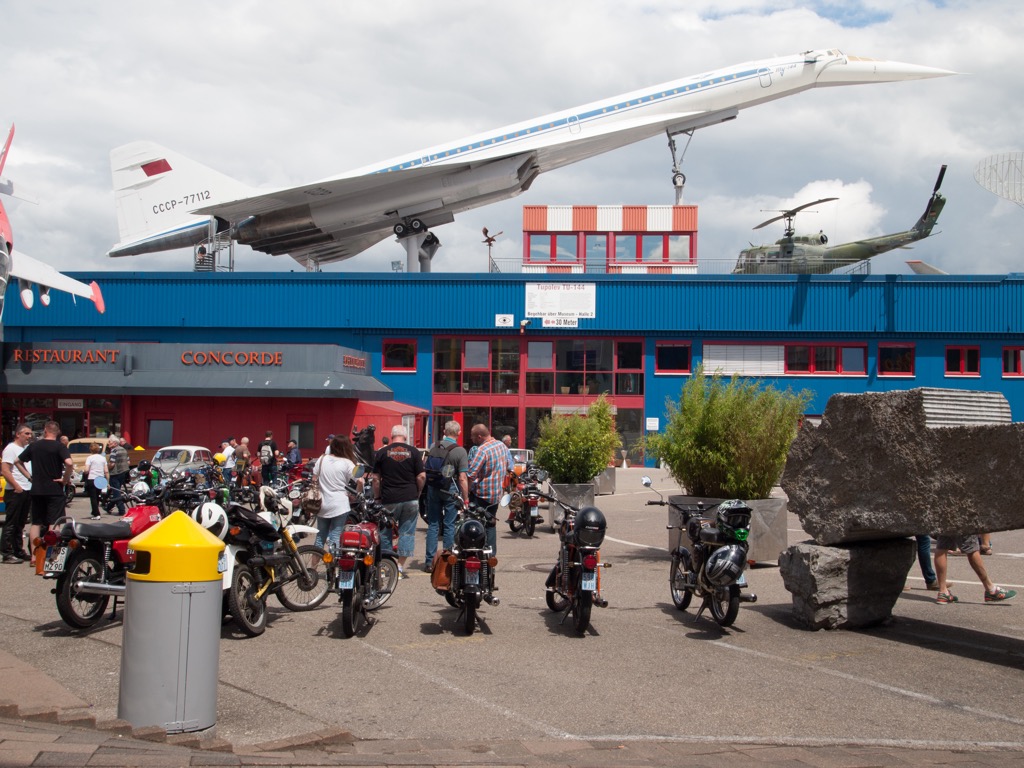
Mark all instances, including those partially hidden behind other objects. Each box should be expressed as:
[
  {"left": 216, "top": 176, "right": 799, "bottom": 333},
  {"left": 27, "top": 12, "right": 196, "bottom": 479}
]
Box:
[
  {"left": 107, "top": 49, "right": 953, "bottom": 272},
  {"left": 0, "top": 124, "right": 105, "bottom": 315}
]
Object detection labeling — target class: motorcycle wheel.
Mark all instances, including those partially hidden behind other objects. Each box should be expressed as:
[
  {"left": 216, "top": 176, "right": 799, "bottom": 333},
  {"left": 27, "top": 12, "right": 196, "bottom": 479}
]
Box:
[
  {"left": 573, "top": 590, "right": 593, "bottom": 635},
  {"left": 462, "top": 592, "right": 476, "bottom": 635},
  {"left": 365, "top": 557, "right": 399, "bottom": 611},
  {"left": 444, "top": 590, "right": 459, "bottom": 608},
  {"left": 508, "top": 518, "right": 523, "bottom": 532},
  {"left": 228, "top": 564, "right": 267, "bottom": 637},
  {"left": 55, "top": 550, "right": 110, "bottom": 630},
  {"left": 545, "top": 581, "right": 570, "bottom": 613},
  {"left": 64, "top": 484, "right": 75, "bottom": 505},
  {"left": 669, "top": 554, "right": 692, "bottom": 611},
  {"left": 524, "top": 515, "right": 536, "bottom": 538},
  {"left": 709, "top": 584, "right": 740, "bottom": 627},
  {"left": 341, "top": 573, "right": 365, "bottom": 638},
  {"left": 275, "top": 544, "right": 329, "bottom": 611}
]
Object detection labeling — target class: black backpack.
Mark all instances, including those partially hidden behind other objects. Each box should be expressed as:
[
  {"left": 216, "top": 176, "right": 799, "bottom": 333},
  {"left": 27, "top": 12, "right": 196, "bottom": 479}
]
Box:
[{"left": 424, "top": 440, "right": 457, "bottom": 489}]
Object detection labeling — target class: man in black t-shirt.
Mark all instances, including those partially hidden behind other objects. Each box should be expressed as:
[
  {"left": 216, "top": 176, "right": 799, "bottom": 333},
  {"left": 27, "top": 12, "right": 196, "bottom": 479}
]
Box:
[
  {"left": 257, "top": 431, "right": 279, "bottom": 483},
  {"left": 15, "top": 421, "right": 73, "bottom": 549},
  {"left": 371, "top": 426, "right": 425, "bottom": 576}
]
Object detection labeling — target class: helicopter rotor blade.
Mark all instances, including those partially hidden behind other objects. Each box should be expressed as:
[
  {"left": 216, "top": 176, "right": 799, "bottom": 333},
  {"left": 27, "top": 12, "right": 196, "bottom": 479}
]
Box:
[
  {"left": 752, "top": 197, "right": 838, "bottom": 230},
  {"left": 933, "top": 164, "right": 947, "bottom": 194}
]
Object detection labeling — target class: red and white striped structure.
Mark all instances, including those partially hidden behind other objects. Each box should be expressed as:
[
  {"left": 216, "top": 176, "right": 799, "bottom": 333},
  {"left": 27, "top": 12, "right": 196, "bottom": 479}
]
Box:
[{"left": 522, "top": 205, "right": 698, "bottom": 274}]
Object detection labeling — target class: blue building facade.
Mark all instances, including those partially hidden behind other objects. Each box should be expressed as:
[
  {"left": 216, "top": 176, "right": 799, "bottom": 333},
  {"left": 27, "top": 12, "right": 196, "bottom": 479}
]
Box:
[{"left": 3, "top": 270, "right": 1023, "bottom": 463}]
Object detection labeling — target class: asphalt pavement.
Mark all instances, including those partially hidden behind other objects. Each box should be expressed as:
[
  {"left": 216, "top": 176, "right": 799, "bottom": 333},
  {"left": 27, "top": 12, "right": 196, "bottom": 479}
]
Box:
[{"left": 1, "top": 467, "right": 1023, "bottom": 767}]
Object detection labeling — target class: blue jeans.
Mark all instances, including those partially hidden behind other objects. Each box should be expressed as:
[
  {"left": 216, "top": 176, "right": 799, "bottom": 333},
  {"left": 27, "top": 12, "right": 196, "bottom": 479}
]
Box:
[
  {"left": 382, "top": 500, "right": 418, "bottom": 558},
  {"left": 109, "top": 471, "right": 127, "bottom": 515},
  {"left": 471, "top": 494, "right": 500, "bottom": 555},
  {"left": 916, "top": 535, "right": 936, "bottom": 583},
  {"left": 425, "top": 486, "right": 458, "bottom": 562},
  {"left": 315, "top": 514, "right": 348, "bottom": 550}
]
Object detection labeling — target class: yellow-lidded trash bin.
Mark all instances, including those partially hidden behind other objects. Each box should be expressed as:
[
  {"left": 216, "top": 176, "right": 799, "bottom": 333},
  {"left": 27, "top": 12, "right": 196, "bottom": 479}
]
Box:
[{"left": 117, "top": 511, "right": 225, "bottom": 733}]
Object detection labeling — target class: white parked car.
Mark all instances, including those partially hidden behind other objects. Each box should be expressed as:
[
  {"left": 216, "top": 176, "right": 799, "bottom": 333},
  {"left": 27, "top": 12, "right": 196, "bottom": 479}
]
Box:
[{"left": 150, "top": 445, "right": 215, "bottom": 476}]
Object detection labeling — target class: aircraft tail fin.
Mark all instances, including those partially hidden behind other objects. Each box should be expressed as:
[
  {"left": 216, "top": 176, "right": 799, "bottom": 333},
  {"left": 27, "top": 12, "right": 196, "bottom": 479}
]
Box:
[
  {"left": 912, "top": 165, "right": 947, "bottom": 238},
  {"left": 108, "top": 141, "right": 252, "bottom": 257},
  {"left": 0, "top": 124, "right": 13, "bottom": 179}
]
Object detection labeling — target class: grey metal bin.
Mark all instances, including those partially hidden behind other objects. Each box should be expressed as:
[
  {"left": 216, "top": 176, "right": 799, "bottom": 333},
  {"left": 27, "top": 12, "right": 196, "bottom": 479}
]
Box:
[{"left": 117, "top": 511, "right": 225, "bottom": 733}]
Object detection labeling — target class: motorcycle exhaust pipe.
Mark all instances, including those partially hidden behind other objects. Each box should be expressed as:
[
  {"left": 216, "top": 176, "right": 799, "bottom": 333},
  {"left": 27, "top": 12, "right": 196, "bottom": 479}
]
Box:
[
  {"left": 73, "top": 581, "right": 126, "bottom": 597},
  {"left": 739, "top": 592, "right": 758, "bottom": 603}
]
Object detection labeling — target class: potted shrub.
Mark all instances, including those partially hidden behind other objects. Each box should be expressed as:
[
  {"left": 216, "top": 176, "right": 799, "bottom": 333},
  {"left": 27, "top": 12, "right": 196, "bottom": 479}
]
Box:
[
  {"left": 535, "top": 395, "right": 621, "bottom": 520},
  {"left": 648, "top": 365, "right": 810, "bottom": 561}
]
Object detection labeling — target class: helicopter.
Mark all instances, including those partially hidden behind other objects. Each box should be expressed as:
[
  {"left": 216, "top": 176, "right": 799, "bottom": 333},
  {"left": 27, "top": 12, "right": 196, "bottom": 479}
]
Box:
[{"left": 732, "top": 166, "right": 947, "bottom": 275}]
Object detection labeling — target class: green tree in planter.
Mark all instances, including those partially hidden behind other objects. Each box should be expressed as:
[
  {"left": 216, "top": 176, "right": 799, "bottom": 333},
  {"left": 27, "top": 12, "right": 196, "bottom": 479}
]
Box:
[
  {"left": 649, "top": 365, "right": 810, "bottom": 499},
  {"left": 535, "top": 395, "right": 622, "bottom": 484}
]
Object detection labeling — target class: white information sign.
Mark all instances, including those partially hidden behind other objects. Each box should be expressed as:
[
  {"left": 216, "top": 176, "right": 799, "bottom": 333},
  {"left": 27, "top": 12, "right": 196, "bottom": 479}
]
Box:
[
  {"left": 645, "top": 417, "right": 660, "bottom": 431},
  {"left": 57, "top": 398, "right": 84, "bottom": 410},
  {"left": 495, "top": 314, "right": 514, "bottom": 327},
  {"left": 542, "top": 317, "right": 578, "bottom": 328},
  {"left": 525, "top": 283, "right": 596, "bottom": 321}
]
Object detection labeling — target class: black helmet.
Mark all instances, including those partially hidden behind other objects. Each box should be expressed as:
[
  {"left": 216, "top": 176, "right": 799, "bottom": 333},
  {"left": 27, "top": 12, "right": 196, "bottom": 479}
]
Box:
[
  {"left": 137, "top": 460, "right": 152, "bottom": 473},
  {"left": 456, "top": 518, "right": 486, "bottom": 550},
  {"left": 572, "top": 506, "right": 606, "bottom": 548},
  {"left": 716, "top": 499, "right": 752, "bottom": 541},
  {"left": 705, "top": 543, "right": 747, "bottom": 586}
]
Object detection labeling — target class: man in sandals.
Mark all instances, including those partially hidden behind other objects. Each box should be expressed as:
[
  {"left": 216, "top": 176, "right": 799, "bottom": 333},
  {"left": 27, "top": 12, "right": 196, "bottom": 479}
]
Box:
[{"left": 934, "top": 533, "right": 1016, "bottom": 605}]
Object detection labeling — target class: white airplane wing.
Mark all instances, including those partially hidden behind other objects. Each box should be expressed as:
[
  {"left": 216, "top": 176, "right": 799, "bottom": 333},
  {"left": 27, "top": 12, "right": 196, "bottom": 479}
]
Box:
[
  {"left": 8, "top": 251, "right": 105, "bottom": 312},
  {"left": 905, "top": 260, "right": 948, "bottom": 275}
]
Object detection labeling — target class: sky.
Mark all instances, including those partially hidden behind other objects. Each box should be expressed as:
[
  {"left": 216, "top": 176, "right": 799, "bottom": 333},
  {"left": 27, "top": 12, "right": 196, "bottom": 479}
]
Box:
[{"left": 2, "top": 0, "right": 1024, "bottom": 278}]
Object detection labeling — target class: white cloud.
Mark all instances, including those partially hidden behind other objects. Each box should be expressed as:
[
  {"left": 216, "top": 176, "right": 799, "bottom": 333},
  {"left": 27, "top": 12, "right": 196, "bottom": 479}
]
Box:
[{"left": 1, "top": 0, "right": 1023, "bottom": 279}]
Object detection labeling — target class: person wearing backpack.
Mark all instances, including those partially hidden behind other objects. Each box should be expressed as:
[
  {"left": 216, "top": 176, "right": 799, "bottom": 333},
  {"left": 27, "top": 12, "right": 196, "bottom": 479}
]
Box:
[
  {"left": 423, "top": 420, "right": 469, "bottom": 571},
  {"left": 257, "top": 430, "right": 279, "bottom": 483}
]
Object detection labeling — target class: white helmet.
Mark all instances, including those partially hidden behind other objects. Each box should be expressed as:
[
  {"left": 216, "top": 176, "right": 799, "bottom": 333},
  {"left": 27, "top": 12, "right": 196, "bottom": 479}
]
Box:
[{"left": 192, "top": 501, "right": 229, "bottom": 540}]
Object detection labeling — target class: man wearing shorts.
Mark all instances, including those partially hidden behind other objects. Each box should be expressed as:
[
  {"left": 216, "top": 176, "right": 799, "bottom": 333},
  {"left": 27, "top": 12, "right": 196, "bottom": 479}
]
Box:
[
  {"left": 14, "top": 421, "right": 74, "bottom": 553},
  {"left": 934, "top": 533, "right": 1016, "bottom": 605}
]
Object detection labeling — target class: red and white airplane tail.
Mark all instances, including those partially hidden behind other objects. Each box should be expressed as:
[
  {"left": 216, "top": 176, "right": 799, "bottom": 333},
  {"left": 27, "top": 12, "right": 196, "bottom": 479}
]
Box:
[{"left": 108, "top": 142, "right": 252, "bottom": 258}]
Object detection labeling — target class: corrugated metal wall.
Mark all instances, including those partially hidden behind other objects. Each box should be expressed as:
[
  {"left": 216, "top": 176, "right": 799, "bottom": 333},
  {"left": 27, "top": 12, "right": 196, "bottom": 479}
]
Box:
[{"left": 6, "top": 272, "right": 1024, "bottom": 340}]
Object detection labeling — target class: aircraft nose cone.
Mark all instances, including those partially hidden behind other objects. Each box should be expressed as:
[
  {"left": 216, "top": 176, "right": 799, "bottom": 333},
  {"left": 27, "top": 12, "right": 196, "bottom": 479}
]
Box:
[{"left": 816, "top": 56, "right": 957, "bottom": 85}]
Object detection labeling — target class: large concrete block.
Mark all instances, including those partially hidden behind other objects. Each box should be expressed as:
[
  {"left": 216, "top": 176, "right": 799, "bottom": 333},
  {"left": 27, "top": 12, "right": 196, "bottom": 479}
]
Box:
[
  {"left": 782, "top": 388, "right": 1024, "bottom": 545},
  {"left": 779, "top": 539, "right": 914, "bottom": 630}
]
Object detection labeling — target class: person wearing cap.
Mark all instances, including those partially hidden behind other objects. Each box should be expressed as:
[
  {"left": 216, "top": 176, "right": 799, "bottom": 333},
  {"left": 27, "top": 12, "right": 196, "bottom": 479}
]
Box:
[
  {"left": 323, "top": 434, "right": 336, "bottom": 455},
  {"left": 284, "top": 439, "right": 301, "bottom": 468}
]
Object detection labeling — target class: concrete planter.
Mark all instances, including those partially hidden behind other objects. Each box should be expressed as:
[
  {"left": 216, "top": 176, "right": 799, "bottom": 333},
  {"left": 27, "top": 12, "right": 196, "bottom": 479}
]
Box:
[{"left": 667, "top": 495, "right": 788, "bottom": 564}]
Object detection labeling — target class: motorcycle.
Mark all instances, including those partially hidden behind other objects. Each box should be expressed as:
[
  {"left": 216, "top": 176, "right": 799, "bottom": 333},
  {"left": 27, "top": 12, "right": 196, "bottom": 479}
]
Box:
[
  {"left": 325, "top": 471, "right": 400, "bottom": 637},
  {"left": 430, "top": 466, "right": 507, "bottom": 635},
  {"left": 506, "top": 463, "right": 547, "bottom": 538},
  {"left": 538, "top": 489, "right": 610, "bottom": 635},
  {"left": 39, "top": 477, "right": 174, "bottom": 630},
  {"left": 192, "top": 485, "right": 328, "bottom": 637},
  {"left": 642, "top": 476, "right": 757, "bottom": 627}
]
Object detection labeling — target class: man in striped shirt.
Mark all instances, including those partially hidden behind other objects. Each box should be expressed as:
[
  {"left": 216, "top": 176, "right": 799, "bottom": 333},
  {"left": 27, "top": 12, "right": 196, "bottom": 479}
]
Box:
[{"left": 467, "top": 424, "right": 512, "bottom": 555}]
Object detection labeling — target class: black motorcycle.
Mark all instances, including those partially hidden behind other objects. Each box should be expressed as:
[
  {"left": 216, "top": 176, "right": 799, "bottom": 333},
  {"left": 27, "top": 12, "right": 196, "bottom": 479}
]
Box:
[
  {"left": 642, "top": 476, "right": 757, "bottom": 627},
  {"left": 431, "top": 467, "right": 507, "bottom": 635},
  {"left": 507, "top": 463, "right": 547, "bottom": 538},
  {"left": 538, "top": 490, "right": 610, "bottom": 635}
]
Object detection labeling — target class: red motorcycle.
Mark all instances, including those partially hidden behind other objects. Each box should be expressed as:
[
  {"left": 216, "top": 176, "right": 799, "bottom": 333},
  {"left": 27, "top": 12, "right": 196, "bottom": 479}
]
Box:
[{"left": 39, "top": 478, "right": 179, "bottom": 630}]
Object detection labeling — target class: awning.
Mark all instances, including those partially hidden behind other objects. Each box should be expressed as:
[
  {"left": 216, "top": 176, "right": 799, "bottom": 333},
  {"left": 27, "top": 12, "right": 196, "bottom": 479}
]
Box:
[{"left": 0, "top": 368, "right": 393, "bottom": 399}]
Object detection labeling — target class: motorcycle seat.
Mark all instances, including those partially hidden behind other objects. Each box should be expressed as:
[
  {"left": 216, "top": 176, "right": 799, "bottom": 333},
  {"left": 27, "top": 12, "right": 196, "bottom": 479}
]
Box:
[{"left": 74, "top": 519, "right": 133, "bottom": 540}]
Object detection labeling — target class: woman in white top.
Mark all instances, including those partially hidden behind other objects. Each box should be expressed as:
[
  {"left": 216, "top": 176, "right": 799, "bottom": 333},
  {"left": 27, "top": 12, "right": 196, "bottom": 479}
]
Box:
[
  {"left": 312, "top": 434, "right": 362, "bottom": 549},
  {"left": 84, "top": 442, "right": 109, "bottom": 519}
]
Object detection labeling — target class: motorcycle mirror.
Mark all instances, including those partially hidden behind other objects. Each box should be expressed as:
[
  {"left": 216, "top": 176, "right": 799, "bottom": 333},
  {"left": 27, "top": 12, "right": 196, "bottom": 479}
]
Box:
[
  {"left": 352, "top": 465, "right": 366, "bottom": 479},
  {"left": 93, "top": 476, "right": 108, "bottom": 491},
  {"left": 499, "top": 493, "right": 512, "bottom": 507},
  {"left": 536, "top": 469, "right": 549, "bottom": 482},
  {"left": 441, "top": 464, "right": 455, "bottom": 478},
  {"left": 641, "top": 476, "right": 652, "bottom": 487}
]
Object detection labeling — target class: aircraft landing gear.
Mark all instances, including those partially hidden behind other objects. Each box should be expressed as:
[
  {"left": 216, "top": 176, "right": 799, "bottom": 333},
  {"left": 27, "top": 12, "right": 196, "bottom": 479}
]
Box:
[
  {"left": 667, "top": 129, "right": 695, "bottom": 205},
  {"left": 393, "top": 218, "right": 427, "bottom": 238}
]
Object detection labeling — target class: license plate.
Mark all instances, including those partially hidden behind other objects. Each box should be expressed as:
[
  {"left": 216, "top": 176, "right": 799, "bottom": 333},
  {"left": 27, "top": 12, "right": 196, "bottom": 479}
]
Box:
[
  {"left": 217, "top": 551, "right": 227, "bottom": 574},
  {"left": 338, "top": 571, "right": 355, "bottom": 591},
  {"left": 44, "top": 546, "right": 69, "bottom": 573},
  {"left": 530, "top": 507, "right": 540, "bottom": 517},
  {"left": 581, "top": 571, "right": 597, "bottom": 591},
  {"left": 464, "top": 570, "right": 480, "bottom": 586}
]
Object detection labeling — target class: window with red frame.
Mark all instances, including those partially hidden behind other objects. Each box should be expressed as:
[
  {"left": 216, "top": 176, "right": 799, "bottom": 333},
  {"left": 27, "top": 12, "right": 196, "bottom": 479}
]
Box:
[
  {"left": 878, "top": 344, "right": 915, "bottom": 376},
  {"left": 382, "top": 339, "right": 416, "bottom": 372},
  {"left": 654, "top": 342, "right": 691, "bottom": 373},
  {"left": 527, "top": 233, "right": 579, "bottom": 264},
  {"left": 784, "top": 344, "right": 866, "bottom": 374},
  {"left": 945, "top": 346, "right": 980, "bottom": 376},
  {"left": 1003, "top": 347, "right": 1024, "bottom": 376}
]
